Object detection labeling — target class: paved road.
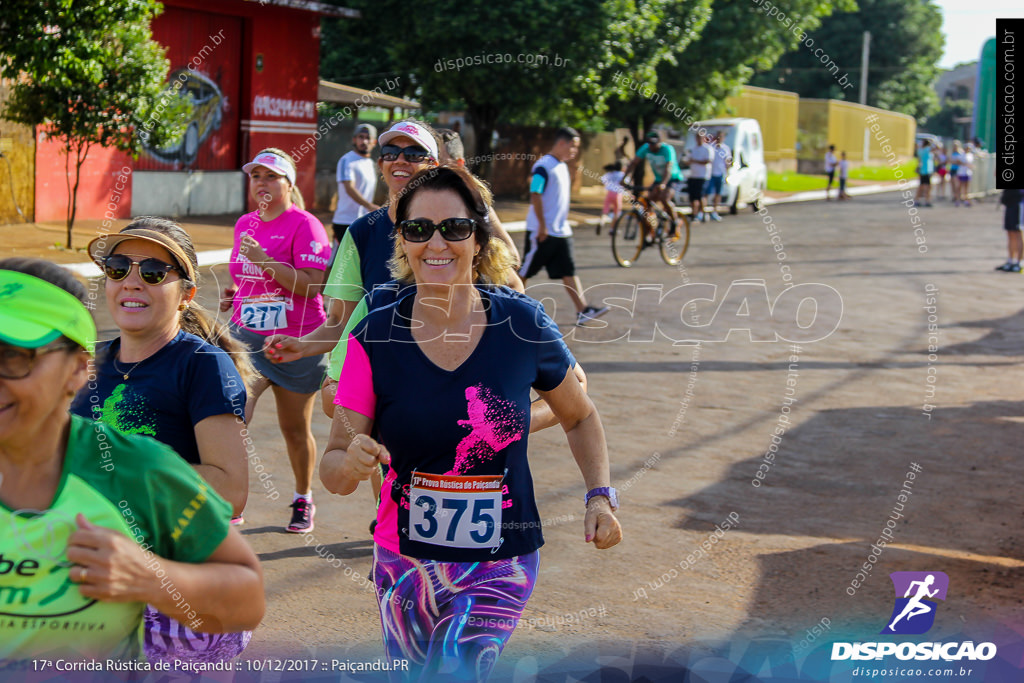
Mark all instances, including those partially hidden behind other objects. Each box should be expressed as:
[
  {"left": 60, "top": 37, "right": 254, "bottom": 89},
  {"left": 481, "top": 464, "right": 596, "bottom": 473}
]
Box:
[{"left": 91, "top": 191, "right": 1024, "bottom": 680}]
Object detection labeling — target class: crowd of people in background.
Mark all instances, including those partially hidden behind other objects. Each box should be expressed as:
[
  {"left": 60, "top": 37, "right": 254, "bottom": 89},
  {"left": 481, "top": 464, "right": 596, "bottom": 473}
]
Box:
[
  {"left": 822, "top": 136, "right": 1012, "bottom": 276},
  {"left": 601, "top": 128, "right": 735, "bottom": 232},
  {"left": 824, "top": 137, "right": 985, "bottom": 207},
  {"left": 912, "top": 137, "right": 980, "bottom": 208}
]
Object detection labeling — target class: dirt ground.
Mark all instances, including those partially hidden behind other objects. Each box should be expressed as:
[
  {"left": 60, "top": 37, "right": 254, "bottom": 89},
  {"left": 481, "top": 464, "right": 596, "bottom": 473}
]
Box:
[{"left": 5, "top": 188, "right": 1023, "bottom": 681}]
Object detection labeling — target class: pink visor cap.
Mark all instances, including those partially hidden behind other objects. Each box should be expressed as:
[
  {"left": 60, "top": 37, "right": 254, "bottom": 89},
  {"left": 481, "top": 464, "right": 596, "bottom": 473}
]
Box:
[
  {"left": 242, "top": 151, "right": 296, "bottom": 184},
  {"left": 378, "top": 122, "right": 439, "bottom": 161}
]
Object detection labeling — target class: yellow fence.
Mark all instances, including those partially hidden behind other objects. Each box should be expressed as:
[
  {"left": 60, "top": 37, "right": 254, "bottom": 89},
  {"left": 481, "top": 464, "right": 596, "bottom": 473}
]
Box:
[
  {"left": 723, "top": 85, "right": 798, "bottom": 172},
  {"left": 0, "top": 82, "right": 35, "bottom": 225},
  {"left": 798, "top": 98, "right": 915, "bottom": 170}
]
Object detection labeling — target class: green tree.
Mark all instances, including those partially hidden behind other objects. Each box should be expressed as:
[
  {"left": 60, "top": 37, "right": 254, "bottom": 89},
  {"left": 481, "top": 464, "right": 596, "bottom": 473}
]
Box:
[
  {"left": 318, "top": 0, "right": 850, "bottom": 172},
  {"left": 319, "top": 14, "right": 414, "bottom": 99},
  {"left": 750, "top": 0, "right": 943, "bottom": 122},
  {"left": 922, "top": 99, "right": 972, "bottom": 139},
  {"left": 602, "top": 0, "right": 713, "bottom": 144},
  {"left": 605, "top": 0, "right": 851, "bottom": 146},
  {"left": 321, "top": 0, "right": 641, "bottom": 166},
  {"left": 0, "top": 0, "right": 188, "bottom": 246}
]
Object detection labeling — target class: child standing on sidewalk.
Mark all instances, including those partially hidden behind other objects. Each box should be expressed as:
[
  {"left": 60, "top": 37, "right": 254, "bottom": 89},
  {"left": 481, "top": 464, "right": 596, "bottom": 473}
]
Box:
[
  {"left": 838, "top": 151, "right": 851, "bottom": 200},
  {"left": 599, "top": 160, "right": 626, "bottom": 234}
]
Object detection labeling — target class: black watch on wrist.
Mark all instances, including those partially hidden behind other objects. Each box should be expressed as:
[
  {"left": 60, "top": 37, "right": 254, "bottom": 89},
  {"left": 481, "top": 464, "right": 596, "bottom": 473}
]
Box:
[{"left": 584, "top": 486, "right": 619, "bottom": 511}]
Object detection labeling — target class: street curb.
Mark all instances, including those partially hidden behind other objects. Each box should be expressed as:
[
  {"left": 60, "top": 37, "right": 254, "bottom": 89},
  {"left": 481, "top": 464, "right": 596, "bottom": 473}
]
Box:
[
  {"left": 60, "top": 182, "right": 918, "bottom": 276},
  {"left": 577, "top": 181, "right": 915, "bottom": 225}
]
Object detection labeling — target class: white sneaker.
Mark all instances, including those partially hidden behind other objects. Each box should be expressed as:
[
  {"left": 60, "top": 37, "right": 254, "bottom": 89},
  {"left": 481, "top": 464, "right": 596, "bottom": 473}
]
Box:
[{"left": 577, "top": 305, "right": 610, "bottom": 326}]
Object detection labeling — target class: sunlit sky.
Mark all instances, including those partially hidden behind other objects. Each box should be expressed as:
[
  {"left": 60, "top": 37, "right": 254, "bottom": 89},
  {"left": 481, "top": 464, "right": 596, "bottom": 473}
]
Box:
[{"left": 933, "top": 0, "right": 1023, "bottom": 69}]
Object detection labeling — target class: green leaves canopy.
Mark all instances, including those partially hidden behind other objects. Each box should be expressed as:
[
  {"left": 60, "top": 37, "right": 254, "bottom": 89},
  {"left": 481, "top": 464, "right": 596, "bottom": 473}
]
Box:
[
  {"left": 320, "top": 0, "right": 856, "bottom": 149},
  {"left": 0, "top": 0, "right": 189, "bottom": 154},
  {"left": 0, "top": 0, "right": 189, "bottom": 243},
  {"left": 750, "top": 0, "right": 944, "bottom": 122}
]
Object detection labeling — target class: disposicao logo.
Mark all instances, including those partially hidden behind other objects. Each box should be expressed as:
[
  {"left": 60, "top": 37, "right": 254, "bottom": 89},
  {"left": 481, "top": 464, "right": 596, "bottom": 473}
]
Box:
[
  {"left": 831, "top": 571, "right": 997, "bottom": 663},
  {"left": 881, "top": 571, "right": 948, "bottom": 635}
]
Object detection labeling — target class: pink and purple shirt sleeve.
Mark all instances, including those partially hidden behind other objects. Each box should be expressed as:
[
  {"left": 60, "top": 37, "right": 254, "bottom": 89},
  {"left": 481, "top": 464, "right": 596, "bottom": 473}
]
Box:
[
  {"left": 332, "top": 333, "right": 398, "bottom": 551},
  {"left": 333, "top": 334, "right": 376, "bottom": 420}
]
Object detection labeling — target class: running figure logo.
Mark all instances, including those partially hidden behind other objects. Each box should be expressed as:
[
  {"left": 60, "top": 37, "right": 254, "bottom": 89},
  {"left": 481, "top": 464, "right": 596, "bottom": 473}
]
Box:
[
  {"left": 881, "top": 571, "right": 949, "bottom": 635},
  {"left": 450, "top": 386, "right": 524, "bottom": 474}
]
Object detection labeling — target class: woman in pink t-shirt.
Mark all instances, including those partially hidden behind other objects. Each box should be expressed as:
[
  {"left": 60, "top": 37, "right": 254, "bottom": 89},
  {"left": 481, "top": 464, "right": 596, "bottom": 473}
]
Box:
[{"left": 220, "top": 147, "right": 331, "bottom": 533}]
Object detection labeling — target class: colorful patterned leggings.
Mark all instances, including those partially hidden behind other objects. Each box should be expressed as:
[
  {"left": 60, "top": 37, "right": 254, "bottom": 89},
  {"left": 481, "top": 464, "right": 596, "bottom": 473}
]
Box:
[
  {"left": 143, "top": 606, "right": 251, "bottom": 663},
  {"left": 372, "top": 545, "right": 539, "bottom": 681}
]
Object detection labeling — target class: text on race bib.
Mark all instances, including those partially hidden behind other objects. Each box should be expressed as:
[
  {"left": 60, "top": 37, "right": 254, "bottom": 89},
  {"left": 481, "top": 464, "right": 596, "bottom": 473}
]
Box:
[
  {"left": 240, "top": 297, "right": 287, "bottom": 331},
  {"left": 408, "top": 472, "right": 503, "bottom": 549}
]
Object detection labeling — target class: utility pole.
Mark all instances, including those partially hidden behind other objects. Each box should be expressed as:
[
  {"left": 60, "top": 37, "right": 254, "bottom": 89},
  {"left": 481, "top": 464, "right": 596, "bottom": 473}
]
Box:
[
  {"left": 861, "top": 30, "right": 871, "bottom": 161},
  {"left": 859, "top": 31, "right": 871, "bottom": 105}
]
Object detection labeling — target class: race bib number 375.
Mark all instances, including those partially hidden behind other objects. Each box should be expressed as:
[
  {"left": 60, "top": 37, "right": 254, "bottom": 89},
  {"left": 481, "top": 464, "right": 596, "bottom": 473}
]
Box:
[{"left": 408, "top": 472, "right": 502, "bottom": 549}]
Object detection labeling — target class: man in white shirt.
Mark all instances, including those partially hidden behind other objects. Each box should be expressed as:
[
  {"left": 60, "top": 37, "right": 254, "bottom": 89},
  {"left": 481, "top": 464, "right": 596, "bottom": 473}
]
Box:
[
  {"left": 331, "top": 124, "right": 379, "bottom": 252},
  {"left": 687, "top": 131, "right": 713, "bottom": 222},
  {"left": 705, "top": 130, "right": 732, "bottom": 221},
  {"left": 519, "top": 127, "right": 609, "bottom": 326}
]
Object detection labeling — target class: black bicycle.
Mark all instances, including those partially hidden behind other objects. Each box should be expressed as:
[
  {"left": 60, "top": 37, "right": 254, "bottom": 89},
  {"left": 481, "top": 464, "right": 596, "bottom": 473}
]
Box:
[{"left": 611, "top": 186, "right": 690, "bottom": 267}]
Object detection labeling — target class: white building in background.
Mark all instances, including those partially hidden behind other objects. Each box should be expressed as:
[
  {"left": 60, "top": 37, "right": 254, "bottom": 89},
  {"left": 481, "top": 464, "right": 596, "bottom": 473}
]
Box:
[{"left": 933, "top": 62, "right": 976, "bottom": 103}]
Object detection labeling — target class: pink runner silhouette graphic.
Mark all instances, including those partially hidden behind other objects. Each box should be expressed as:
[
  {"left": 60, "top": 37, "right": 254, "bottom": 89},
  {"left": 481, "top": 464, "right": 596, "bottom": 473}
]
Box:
[{"left": 450, "top": 386, "right": 524, "bottom": 474}]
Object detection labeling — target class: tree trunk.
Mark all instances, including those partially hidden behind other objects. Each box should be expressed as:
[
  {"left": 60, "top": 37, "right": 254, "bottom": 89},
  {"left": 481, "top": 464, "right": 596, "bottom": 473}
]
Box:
[
  {"left": 466, "top": 101, "right": 499, "bottom": 180},
  {"left": 627, "top": 118, "right": 641, "bottom": 186},
  {"left": 627, "top": 120, "right": 640, "bottom": 154},
  {"left": 64, "top": 146, "right": 74, "bottom": 249},
  {"left": 640, "top": 111, "right": 655, "bottom": 138},
  {"left": 64, "top": 139, "right": 90, "bottom": 249}
]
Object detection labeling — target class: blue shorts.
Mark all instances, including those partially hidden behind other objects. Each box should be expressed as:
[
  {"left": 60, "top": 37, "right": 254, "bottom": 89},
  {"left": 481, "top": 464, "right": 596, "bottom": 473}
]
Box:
[{"left": 705, "top": 175, "right": 724, "bottom": 197}]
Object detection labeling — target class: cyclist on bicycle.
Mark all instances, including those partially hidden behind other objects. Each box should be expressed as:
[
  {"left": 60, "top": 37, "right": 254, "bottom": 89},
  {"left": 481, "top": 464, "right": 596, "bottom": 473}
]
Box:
[{"left": 623, "top": 130, "right": 685, "bottom": 240}]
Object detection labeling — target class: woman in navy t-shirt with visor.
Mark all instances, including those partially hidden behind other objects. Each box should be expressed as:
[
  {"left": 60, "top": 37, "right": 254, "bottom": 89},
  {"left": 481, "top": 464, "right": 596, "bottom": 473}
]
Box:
[{"left": 320, "top": 165, "right": 622, "bottom": 680}]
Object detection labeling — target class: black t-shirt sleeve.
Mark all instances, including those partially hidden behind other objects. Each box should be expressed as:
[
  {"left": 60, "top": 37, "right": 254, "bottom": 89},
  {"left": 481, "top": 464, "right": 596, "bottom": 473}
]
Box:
[
  {"left": 515, "top": 295, "right": 573, "bottom": 392},
  {"left": 186, "top": 345, "right": 246, "bottom": 426}
]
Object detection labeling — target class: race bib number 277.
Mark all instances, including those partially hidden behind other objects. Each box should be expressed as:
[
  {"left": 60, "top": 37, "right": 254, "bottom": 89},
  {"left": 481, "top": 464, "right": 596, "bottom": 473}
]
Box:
[{"left": 240, "top": 298, "right": 286, "bottom": 331}]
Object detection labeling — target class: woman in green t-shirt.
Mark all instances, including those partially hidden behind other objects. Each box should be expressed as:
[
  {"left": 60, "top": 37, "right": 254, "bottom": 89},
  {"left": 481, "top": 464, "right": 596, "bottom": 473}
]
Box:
[{"left": 0, "top": 258, "right": 264, "bottom": 666}]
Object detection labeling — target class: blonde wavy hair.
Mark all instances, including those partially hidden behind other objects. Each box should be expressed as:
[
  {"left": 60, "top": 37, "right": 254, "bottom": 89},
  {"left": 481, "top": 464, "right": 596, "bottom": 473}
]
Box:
[{"left": 388, "top": 165, "right": 516, "bottom": 286}]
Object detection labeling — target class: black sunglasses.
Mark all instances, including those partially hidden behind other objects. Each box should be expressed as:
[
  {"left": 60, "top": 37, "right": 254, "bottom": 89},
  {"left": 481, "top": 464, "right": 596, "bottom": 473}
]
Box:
[
  {"left": 103, "top": 254, "right": 181, "bottom": 285},
  {"left": 380, "top": 144, "right": 431, "bottom": 163},
  {"left": 398, "top": 218, "right": 477, "bottom": 243},
  {"left": 0, "top": 341, "right": 75, "bottom": 380}
]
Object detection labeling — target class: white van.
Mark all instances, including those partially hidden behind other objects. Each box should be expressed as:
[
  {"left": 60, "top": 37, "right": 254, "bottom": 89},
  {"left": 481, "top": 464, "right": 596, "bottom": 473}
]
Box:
[{"left": 668, "top": 117, "right": 768, "bottom": 213}]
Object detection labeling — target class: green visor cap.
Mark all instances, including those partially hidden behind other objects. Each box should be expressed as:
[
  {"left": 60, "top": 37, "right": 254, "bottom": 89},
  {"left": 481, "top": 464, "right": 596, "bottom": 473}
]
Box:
[{"left": 0, "top": 270, "right": 96, "bottom": 351}]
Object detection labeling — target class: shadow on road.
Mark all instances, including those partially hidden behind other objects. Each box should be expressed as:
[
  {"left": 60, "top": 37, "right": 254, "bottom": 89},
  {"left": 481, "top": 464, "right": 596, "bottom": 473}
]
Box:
[
  {"left": 664, "top": 400, "right": 1024, "bottom": 640},
  {"left": 257, "top": 539, "right": 374, "bottom": 563},
  {"left": 943, "top": 306, "right": 1024, "bottom": 357},
  {"left": 582, "top": 359, "right": 1018, "bottom": 374}
]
